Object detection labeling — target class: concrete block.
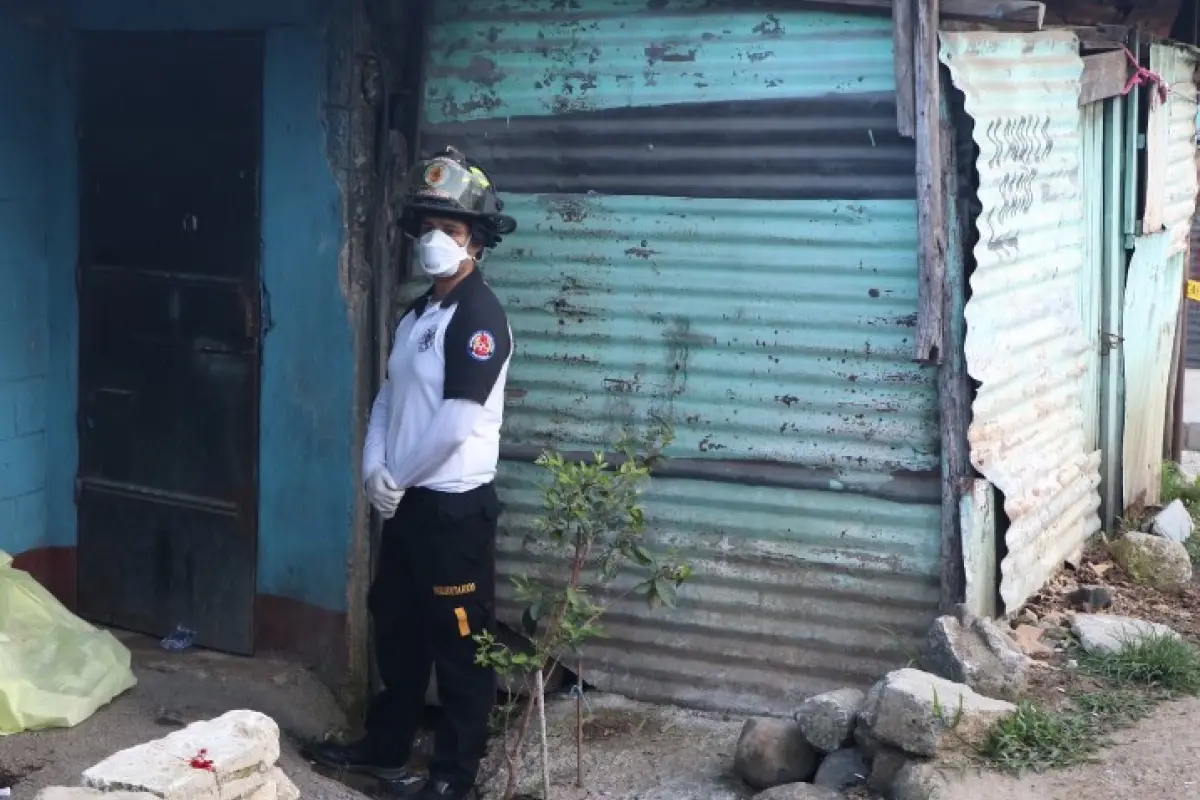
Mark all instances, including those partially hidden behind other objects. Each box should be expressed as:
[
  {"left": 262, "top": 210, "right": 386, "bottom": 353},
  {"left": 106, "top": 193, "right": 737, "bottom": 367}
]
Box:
[
  {"left": 36, "top": 790, "right": 159, "bottom": 800},
  {"left": 268, "top": 769, "right": 299, "bottom": 800},
  {"left": 83, "top": 711, "right": 280, "bottom": 800}
]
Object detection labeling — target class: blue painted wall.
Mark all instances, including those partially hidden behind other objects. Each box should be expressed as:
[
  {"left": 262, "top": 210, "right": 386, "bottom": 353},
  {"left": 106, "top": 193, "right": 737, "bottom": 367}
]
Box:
[
  {"left": 257, "top": 25, "right": 355, "bottom": 612},
  {"left": 0, "top": 22, "right": 50, "bottom": 556},
  {"left": 20, "top": 1, "right": 357, "bottom": 615}
]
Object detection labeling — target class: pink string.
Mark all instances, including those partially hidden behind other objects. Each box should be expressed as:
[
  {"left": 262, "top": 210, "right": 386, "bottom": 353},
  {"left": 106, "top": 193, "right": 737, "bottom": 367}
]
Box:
[{"left": 1122, "top": 46, "right": 1170, "bottom": 105}]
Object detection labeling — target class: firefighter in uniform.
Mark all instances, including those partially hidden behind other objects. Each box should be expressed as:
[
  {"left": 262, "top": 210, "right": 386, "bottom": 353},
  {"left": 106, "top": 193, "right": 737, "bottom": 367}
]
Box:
[{"left": 311, "top": 147, "right": 517, "bottom": 799}]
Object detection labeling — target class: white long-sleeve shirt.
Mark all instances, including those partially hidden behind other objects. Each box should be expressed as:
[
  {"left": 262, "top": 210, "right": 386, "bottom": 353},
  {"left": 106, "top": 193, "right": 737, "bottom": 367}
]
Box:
[{"left": 363, "top": 269, "right": 513, "bottom": 493}]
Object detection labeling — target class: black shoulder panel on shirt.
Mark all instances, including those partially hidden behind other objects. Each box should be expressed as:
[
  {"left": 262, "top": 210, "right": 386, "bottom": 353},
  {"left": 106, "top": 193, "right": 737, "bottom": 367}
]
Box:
[{"left": 443, "top": 279, "right": 512, "bottom": 405}]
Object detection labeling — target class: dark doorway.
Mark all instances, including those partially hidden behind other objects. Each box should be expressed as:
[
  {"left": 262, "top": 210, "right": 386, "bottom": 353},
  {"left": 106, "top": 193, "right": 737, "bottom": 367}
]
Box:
[{"left": 76, "top": 32, "right": 264, "bottom": 654}]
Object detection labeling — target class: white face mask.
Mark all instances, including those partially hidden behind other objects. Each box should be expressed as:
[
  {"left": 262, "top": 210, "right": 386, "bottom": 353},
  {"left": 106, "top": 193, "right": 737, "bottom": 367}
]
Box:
[{"left": 418, "top": 230, "right": 473, "bottom": 278}]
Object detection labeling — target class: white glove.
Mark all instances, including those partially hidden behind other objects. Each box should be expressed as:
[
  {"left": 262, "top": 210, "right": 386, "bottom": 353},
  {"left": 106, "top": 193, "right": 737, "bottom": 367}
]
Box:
[{"left": 366, "top": 468, "right": 404, "bottom": 519}]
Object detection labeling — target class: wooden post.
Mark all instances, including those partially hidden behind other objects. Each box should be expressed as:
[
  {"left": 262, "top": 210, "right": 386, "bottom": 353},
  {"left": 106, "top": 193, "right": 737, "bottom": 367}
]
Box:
[
  {"left": 893, "top": 0, "right": 916, "bottom": 138},
  {"left": 914, "top": 0, "right": 946, "bottom": 364},
  {"left": 938, "top": 76, "right": 968, "bottom": 611}
]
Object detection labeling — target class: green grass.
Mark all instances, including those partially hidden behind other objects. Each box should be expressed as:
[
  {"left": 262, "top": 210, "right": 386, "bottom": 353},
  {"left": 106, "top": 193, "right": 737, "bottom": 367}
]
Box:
[
  {"left": 1078, "top": 632, "right": 1200, "bottom": 693},
  {"left": 980, "top": 635, "right": 1200, "bottom": 774}
]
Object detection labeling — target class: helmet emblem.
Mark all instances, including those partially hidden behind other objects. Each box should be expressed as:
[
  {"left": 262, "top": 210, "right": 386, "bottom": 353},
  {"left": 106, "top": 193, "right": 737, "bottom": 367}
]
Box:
[{"left": 424, "top": 162, "right": 450, "bottom": 187}]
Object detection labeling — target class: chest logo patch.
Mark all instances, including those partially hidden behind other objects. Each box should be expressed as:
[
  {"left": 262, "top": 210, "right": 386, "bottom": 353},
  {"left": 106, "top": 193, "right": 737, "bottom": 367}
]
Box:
[
  {"left": 417, "top": 326, "right": 438, "bottom": 353},
  {"left": 468, "top": 330, "right": 497, "bottom": 361}
]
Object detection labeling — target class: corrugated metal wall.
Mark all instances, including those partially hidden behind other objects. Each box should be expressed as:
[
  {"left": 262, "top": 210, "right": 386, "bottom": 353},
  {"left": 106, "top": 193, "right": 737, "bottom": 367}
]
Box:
[
  {"left": 940, "top": 30, "right": 1101, "bottom": 614},
  {"left": 1124, "top": 44, "right": 1197, "bottom": 506},
  {"left": 1148, "top": 44, "right": 1198, "bottom": 255},
  {"left": 420, "top": 0, "right": 941, "bottom": 713}
]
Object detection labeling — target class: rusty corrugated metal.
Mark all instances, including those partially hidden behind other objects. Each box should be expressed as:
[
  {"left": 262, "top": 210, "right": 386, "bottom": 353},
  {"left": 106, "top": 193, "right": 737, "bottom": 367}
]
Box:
[
  {"left": 940, "top": 30, "right": 1101, "bottom": 614},
  {"left": 419, "top": 0, "right": 941, "bottom": 714}
]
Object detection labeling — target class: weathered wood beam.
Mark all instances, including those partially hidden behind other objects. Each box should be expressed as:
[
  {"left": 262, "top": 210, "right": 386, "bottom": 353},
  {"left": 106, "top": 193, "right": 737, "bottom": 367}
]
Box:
[
  {"left": 893, "top": 0, "right": 917, "bottom": 138},
  {"left": 938, "top": 74, "right": 970, "bottom": 612},
  {"left": 1079, "top": 50, "right": 1131, "bottom": 106},
  {"left": 914, "top": 0, "right": 947, "bottom": 364},
  {"left": 1072, "top": 24, "right": 1129, "bottom": 52},
  {"left": 815, "top": 0, "right": 1044, "bottom": 27}
]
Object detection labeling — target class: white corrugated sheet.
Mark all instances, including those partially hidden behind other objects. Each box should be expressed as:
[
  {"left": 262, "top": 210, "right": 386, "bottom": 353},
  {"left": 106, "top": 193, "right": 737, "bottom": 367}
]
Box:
[
  {"left": 1148, "top": 44, "right": 1198, "bottom": 255},
  {"left": 941, "top": 30, "right": 1101, "bottom": 613},
  {"left": 1124, "top": 44, "right": 1197, "bottom": 508},
  {"left": 1122, "top": 232, "right": 1183, "bottom": 508}
]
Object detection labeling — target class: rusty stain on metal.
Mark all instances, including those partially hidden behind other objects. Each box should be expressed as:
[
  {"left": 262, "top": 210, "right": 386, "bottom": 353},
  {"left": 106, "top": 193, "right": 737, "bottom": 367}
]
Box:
[{"left": 941, "top": 30, "right": 1101, "bottom": 614}]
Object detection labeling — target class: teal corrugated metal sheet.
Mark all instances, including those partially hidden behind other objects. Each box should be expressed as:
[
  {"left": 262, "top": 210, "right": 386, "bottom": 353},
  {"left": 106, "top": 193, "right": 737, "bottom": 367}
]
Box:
[
  {"left": 425, "top": 0, "right": 901, "bottom": 122},
  {"left": 941, "top": 31, "right": 1101, "bottom": 613},
  {"left": 420, "top": 0, "right": 940, "bottom": 714}
]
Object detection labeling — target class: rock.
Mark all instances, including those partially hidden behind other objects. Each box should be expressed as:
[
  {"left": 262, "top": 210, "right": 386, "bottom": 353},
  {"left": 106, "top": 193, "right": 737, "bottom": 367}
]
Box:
[
  {"left": 865, "top": 747, "right": 910, "bottom": 794},
  {"left": 751, "top": 784, "right": 842, "bottom": 800},
  {"left": 794, "top": 688, "right": 864, "bottom": 752},
  {"left": 83, "top": 710, "right": 280, "bottom": 800},
  {"left": 890, "top": 760, "right": 950, "bottom": 800},
  {"left": 1065, "top": 585, "right": 1114, "bottom": 612},
  {"left": 852, "top": 721, "right": 884, "bottom": 758},
  {"left": 1011, "top": 624, "right": 1054, "bottom": 659},
  {"left": 734, "top": 717, "right": 821, "bottom": 790},
  {"left": 1152, "top": 499, "right": 1195, "bottom": 544},
  {"left": 1016, "top": 609, "right": 1039, "bottom": 625},
  {"left": 1071, "top": 614, "right": 1181, "bottom": 655},
  {"left": 857, "top": 668, "right": 1017, "bottom": 757},
  {"left": 922, "top": 605, "right": 1032, "bottom": 698},
  {"left": 811, "top": 747, "right": 867, "bottom": 790},
  {"left": 1111, "top": 532, "right": 1193, "bottom": 591}
]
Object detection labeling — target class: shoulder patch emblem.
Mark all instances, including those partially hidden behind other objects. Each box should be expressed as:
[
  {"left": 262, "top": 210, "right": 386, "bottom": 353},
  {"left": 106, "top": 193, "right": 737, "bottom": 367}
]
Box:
[{"left": 468, "top": 330, "right": 496, "bottom": 361}]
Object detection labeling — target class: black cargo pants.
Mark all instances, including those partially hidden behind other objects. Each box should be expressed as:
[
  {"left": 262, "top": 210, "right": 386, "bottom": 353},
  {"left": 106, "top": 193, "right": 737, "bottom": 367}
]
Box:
[{"left": 365, "top": 483, "right": 501, "bottom": 788}]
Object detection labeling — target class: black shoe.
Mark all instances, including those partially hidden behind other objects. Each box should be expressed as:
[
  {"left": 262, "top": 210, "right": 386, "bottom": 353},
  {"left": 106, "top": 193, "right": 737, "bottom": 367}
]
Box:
[
  {"left": 305, "top": 737, "right": 413, "bottom": 780},
  {"left": 416, "top": 779, "right": 477, "bottom": 799},
  {"left": 377, "top": 771, "right": 427, "bottom": 796}
]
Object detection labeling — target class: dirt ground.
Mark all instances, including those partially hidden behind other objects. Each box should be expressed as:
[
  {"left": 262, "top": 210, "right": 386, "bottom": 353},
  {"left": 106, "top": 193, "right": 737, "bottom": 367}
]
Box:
[
  {"left": 0, "top": 631, "right": 363, "bottom": 800},
  {"left": 938, "top": 695, "right": 1200, "bottom": 800}
]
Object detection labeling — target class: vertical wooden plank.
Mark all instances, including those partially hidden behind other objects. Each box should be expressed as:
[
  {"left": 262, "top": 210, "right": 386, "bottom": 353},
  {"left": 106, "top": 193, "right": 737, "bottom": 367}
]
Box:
[
  {"left": 914, "top": 0, "right": 946, "bottom": 363},
  {"left": 894, "top": 0, "right": 916, "bottom": 138},
  {"left": 960, "top": 479, "right": 997, "bottom": 619},
  {"left": 939, "top": 77, "right": 968, "bottom": 611}
]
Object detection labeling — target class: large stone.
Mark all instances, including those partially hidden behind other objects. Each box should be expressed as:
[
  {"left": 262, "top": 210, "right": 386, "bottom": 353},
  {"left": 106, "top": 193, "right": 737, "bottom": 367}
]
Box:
[
  {"left": 890, "top": 760, "right": 950, "bottom": 800},
  {"left": 811, "top": 747, "right": 867, "bottom": 790},
  {"left": 1071, "top": 614, "right": 1181, "bottom": 655},
  {"left": 923, "top": 605, "right": 1032, "bottom": 698},
  {"left": 865, "top": 747, "right": 910, "bottom": 794},
  {"left": 1111, "top": 532, "right": 1193, "bottom": 590},
  {"left": 751, "top": 785, "right": 841, "bottom": 800},
  {"left": 83, "top": 711, "right": 280, "bottom": 800},
  {"left": 733, "top": 717, "right": 820, "bottom": 790},
  {"left": 858, "top": 668, "right": 1016, "bottom": 757},
  {"left": 1152, "top": 499, "right": 1195, "bottom": 544},
  {"left": 794, "top": 688, "right": 864, "bottom": 752}
]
